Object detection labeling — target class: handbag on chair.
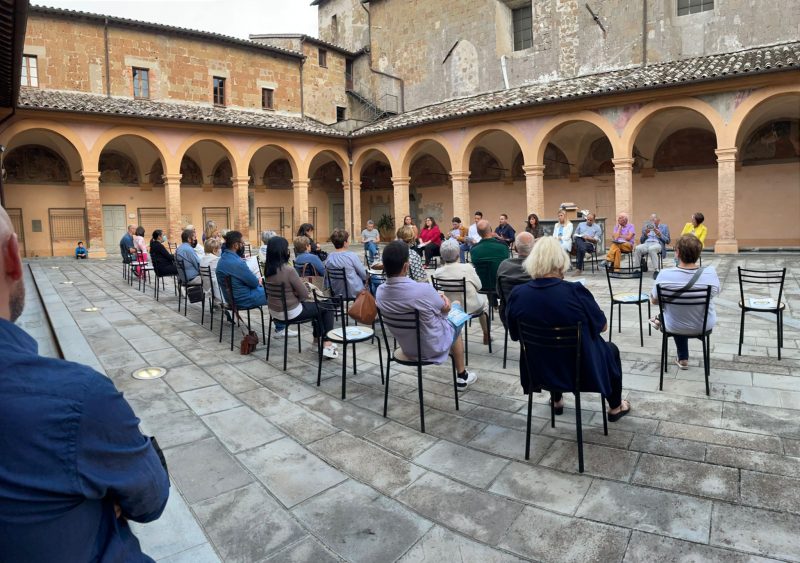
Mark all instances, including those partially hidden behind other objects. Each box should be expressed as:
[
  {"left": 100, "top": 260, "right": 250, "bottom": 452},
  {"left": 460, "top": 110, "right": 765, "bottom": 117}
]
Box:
[{"left": 348, "top": 289, "right": 378, "bottom": 324}]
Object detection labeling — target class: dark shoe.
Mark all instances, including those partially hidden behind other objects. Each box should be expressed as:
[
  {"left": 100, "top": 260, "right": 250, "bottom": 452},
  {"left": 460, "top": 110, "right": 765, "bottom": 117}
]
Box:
[
  {"left": 608, "top": 401, "right": 631, "bottom": 422},
  {"left": 550, "top": 398, "right": 564, "bottom": 416}
]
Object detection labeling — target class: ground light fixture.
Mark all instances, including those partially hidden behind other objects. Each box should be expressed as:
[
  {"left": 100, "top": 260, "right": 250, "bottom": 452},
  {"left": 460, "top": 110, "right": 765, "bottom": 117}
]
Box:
[
  {"left": 132, "top": 367, "right": 167, "bottom": 380},
  {"left": 60, "top": 281, "right": 74, "bottom": 285},
  {"left": 81, "top": 307, "right": 100, "bottom": 312}
]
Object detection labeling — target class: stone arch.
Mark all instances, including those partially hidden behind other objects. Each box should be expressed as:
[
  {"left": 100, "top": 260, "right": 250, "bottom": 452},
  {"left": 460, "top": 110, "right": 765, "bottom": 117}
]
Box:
[
  {"left": 4, "top": 145, "right": 70, "bottom": 184},
  {"left": 409, "top": 155, "right": 450, "bottom": 188},
  {"left": 531, "top": 111, "right": 621, "bottom": 164},
  {"left": 243, "top": 141, "right": 301, "bottom": 180},
  {"left": 301, "top": 145, "right": 349, "bottom": 181},
  {"left": 727, "top": 86, "right": 800, "bottom": 148},
  {"left": 469, "top": 147, "right": 504, "bottom": 182},
  {"left": 263, "top": 159, "right": 293, "bottom": 189},
  {"left": 90, "top": 127, "right": 171, "bottom": 175},
  {"left": 175, "top": 135, "right": 240, "bottom": 179},
  {"left": 0, "top": 122, "right": 86, "bottom": 180},
  {"left": 740, "top": 119, "right": 800, "bottom": 165},
  {"left": 399, "top": 136, "right": 455, "bottom": 178},
  {"left": 212, "top": 158, "right": 233, "bottom": 187},
  {"left": 352, "top": 146, "right": 396, "bottom": 183},
  {"left": 653, "top": 128, "right": 718, "bottom": 170},
  {"left": 457, "top": 124, "right": 526, "bottom": 171},
  {"left": 179, "top": 156, "right": 203, "bottom": 186},
  {"left": 99, "top": 150, "right": 139, "bottom": 185}
]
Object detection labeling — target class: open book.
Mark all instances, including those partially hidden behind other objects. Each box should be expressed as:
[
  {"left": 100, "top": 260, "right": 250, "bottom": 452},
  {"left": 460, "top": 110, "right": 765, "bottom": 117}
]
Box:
[{"left": 447, "top": 302, "right": 471, "bottom": 329}]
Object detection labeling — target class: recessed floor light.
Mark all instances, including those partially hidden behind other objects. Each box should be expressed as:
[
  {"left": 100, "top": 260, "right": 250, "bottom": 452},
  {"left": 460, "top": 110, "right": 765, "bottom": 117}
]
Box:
[
  {"left": 50, "top": 266, "right": 60, "bottom": 269},
  {"left": 81, "top": 307, "right": 100, "bottom": 312},
  {"left": 61, "top": 281, "right": 74, "bottom": 285},
  {"left": 132, "top": 367, "right": 167, "bottom": 380}
]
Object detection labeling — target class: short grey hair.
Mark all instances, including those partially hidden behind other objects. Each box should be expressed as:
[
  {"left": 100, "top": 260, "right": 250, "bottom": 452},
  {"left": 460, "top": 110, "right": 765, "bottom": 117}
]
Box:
[
  {"left": 514, "top": 231, "right": 535, "bottom": 257},
  {"left": 440, "top": 239, "right": 460, "bottom": 264},
  {"left": 367, "top": 219, "right": 374, "bottom": 225},
  {"left": 261, "top": 230, "right": 277, "bottom": 244}
]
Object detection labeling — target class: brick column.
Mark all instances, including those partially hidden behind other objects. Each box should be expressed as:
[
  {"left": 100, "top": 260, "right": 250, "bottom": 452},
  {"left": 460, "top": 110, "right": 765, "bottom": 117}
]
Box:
[
  {"left": 344, "top": 181, "right": 362, "bottom": 233},
  {"left": 522, "top": 164, "right": 545, "bottom": 216},
  {"left": 450, "top": 171, "right": 470, "bottom": 222},
  {"left": 162, "top": 173, "right": 183, "bottom": 244},
  {"left": 81, "top": 172, "right": 107, "bottom": 258},
  {"left": 612, "top": 158, "right": 634, "bottom": 218},
  {"left": 714, "top": 147, "right": 739, "bottom": 253},
  {"left": 293, "top": 178, "right": 310, "bottom": 229},
  {"left": 232, "top": 175, "right": 250, "bottom": 238},
  {"left": 391, "top": 176, "right": 410, "bottom": 228}
]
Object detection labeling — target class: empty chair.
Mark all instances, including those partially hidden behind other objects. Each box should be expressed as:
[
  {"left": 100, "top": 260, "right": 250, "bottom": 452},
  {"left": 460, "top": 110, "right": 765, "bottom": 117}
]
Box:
[
  {"left": 738, "top": 267, "right": 786, "bottom": 360},
  {"left": 604, "top": 265, "right": 651, "bottom": 347}
]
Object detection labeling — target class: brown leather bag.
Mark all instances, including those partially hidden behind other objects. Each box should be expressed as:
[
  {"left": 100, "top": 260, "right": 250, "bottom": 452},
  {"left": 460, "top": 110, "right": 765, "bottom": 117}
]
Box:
[
  {"left": 236, "top": 312, "right": 259, "bottom": 355},
  {"left": 348, "top": 288, "right": 378, "bottom": 324}
]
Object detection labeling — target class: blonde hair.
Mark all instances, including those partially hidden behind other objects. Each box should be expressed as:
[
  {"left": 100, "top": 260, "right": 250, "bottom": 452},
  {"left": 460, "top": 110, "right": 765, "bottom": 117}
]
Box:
[
  {"left": 524, "top": 236, "right": 569, "bottom": 279},
  {"left": 203, "top": 220, "right": 218, "bottom": 241},
  {"left": 203, "top": 238, "right": 221, "bottom": 255},
  {"left": 396, "top": 225, "right": 415, "bottom": 244}
]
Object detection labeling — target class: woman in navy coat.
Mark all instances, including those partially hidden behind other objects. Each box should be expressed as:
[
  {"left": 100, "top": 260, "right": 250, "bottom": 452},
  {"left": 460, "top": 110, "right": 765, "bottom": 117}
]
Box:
[{"left": 506, "top": 237, "right": 631, "bottom": 421}]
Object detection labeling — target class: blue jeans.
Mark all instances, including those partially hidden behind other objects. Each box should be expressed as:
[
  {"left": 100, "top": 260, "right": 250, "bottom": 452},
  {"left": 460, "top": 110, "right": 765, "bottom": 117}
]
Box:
[
  {"left": 459, "top": 242, "right": 473, "bottom": 263},
  {"left": 673, "top": 335, "right": 689, "bottom": 360},
  {"left": 364, "top": 241, "right": 378, "bottom": 263}
]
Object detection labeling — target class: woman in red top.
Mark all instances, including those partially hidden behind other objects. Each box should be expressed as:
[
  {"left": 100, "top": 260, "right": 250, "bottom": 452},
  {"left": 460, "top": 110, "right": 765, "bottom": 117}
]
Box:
[{"left": 419, "top": 216, "right": 442, "bottom": 268}]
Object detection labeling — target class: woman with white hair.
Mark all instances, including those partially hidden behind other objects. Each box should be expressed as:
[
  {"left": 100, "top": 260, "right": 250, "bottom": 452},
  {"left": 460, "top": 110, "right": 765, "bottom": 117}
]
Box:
[
  {"left": 505, "top": 237, "right": 631, "bottom": 421},
  {"left": 259, "top": 230, "right": 277, "bottom": 262},
  {"left": 432, "top": 239, "right": 490, "bottom": 344}
]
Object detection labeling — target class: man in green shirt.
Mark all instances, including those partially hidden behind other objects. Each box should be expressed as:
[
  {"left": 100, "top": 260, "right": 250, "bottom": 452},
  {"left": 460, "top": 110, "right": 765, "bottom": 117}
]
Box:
[{"left": 469, "top": 219, "right": 510, "bottom": 298}]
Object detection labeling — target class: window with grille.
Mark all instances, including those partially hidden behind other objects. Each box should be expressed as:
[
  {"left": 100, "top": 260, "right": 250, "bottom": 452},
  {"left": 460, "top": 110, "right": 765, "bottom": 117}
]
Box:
[
  {"left": 262, "top": 88, "right": 274, "bottom": 110},
  {"left": 318, "top": 48, "right": 328, "bottom": 68},
  {"left": 49, "top": 208, "right": 87, "bottom": 242},
  {"left": 257, "top": 207, "right": 285, "bottom": 237},
  {"left": 213, "top": 76, "right": 226, "bottom": 106},
  {"left": 137, "top": 208, "right": 167, "bottom": 236},
  {"left": 133, "top": 67, "right": 149, "bottom": 98},
  {"left": 21, "top": 55, "right": 38, "bottom": 87},
  {"left": 678, "top": 0, "right": 713, "bottom": 15},
  {"left": 512, "top": 5, "right": 533, "bottom": 51},
  {"left": 202, "top": 207, "right": 230, "bottom": 230}
]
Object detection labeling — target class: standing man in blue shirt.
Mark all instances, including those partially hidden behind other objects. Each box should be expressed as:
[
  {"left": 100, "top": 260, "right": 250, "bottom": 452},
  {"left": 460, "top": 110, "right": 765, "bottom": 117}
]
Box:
[
  {"left": 573, "top": 212, "right": 603, "bottom": 274},
  {"left": 0, "top": 206, "right": 170, "bottom": 561}
]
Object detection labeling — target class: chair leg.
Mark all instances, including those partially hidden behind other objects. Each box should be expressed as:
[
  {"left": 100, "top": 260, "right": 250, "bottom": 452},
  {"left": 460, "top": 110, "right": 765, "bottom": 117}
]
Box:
[
  {"left": 618, "top": 303, "right": 622, "bottom": 333},
  {"left": 464, "top": 319, "right": 469, "bottom": 366},
  {"left": 341, "top": 343, "right": 348, "bottom": 400},
  {"left": 283, "top": 327, "right": 289, "bottom": 371},
  {"left": 260, "top": 310, "right": 266, "bottom": 347},
  {"left": 525, "top": 392, "right": 532, "bottom": 460},
  {"left": 451, "top": 356, "right": 459, "bottom": 411},
  {"left": 601, "top": 395, "right": 608, "bottom": 435},
  {"left": 352, "top": 343, "right": 357, "bottom": 375},
  {"left": 417, "top": 364, "right": 426, "bottom": 434},
  {"left": 550, "top": 398, "right": 555, "bottom": 428},
  {"left": 575, "top": 392, "right": 584, "bottom": 474},
  {"left": 210, "top": 297, "right": 215, "bottom": 332},
  {"left": 266, "top": 318, "right": 272, "bottom": 361},
  {"left": 647, "top": 302, "right": 651, "bottom": 336},
  {"left": 298, "top": 326, "right": 302, "bottom": 353},
  {"left": 486, "top": 311, "right": 492, "bottom": 353},
  {"left": 377, "top": 338, "right": 384, "bottom": 385},
  {"left": 659, "top": 334, "right": 667, "bottom": 391},
  {"left": 738, "top": 309, "right": 745, "bottom": 356},
  {"left": 703, "top": 336, "right": 710, "bottom": 396},
  {"left": 503, "top": 327, "right": 509, "bottom": 370},
  {"left": 317, "top": 336, "right": 323, "bottom": 386},
  {"left": 229, "top": 315, "right": 235, "bottom": 352},
  {"left": 608, "top": 305, "right": 614, "bottom": 343},
  {"left": 219, "top": 307, "right": 224, "bottom": 343},
  {"left": 777, "top": 311, "right": 783, "bottom": 360},
  {"left": 383, "top": 361, "right": 391, "bottom": 417},
  {"left": 201, "top": 297, "right": 205, "bottom": 326}
]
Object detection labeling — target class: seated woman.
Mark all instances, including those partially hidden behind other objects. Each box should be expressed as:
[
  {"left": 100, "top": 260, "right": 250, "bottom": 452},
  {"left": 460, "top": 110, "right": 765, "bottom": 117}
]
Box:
[
  {"left": 297, "top": 223, "right": 327, "bottom": 261},
  {"left": 324, "top": 229, "right": 367, "bottom": 299},
  {"left": 396, "top": 226, "right": 427, "bottom": 282},
  {"left": 149, "top": 230, "right": 177, "bottom": 277},
  {"left": 680, "top": 212, "right": 707, "bottom": 248},
  {"left": 132, "top": 226, "right": 149, "bottom": 277},
  {"left": 418, "top": 216, "right": 442, "bottom": 267},
  {"left": 264, "top": 237, "right": 338, "bottom": 359},
  {"left": 551, "top": 209, "right": 574, "bottom": 253},
  {"left": 506, "top": 237, "right": 631, "bottom": 421},
  {"left": 294, "top": 235, "right": 326, "bottom": 277},
  {"left": 199, "top": 238, "right": 223, "bottom": 301},
  {"left": 432, "top": 239, "right": 490, "bottom": 344},
  {"left": 651, "top": 234, "right": 720, "bottom": 370}
]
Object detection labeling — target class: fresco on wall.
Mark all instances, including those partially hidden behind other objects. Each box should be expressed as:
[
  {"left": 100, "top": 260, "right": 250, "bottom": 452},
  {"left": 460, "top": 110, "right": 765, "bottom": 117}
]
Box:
[
  {"left": 410, "top": 154, "right": 449, "bottom": 188},
  {"left": 99, "top": 151, "right": 138, "bottom": 184},
  {"left": 543, "top": 144, "right": 572, "bottom": 179},
  {"left": 149, "top": 160, "right": 165, "bottom": 185},
  {"left": 180, "top": 156, "right": 203, "bottom": 186},
  {"left": 264, "top": 159, "right": 293, "bottom": 189},
  {"left": 312, "top": 161, "right": 343, "bottom": 192},
  {"left": 653, "top": 128, "right": 717, "bottom": 171},
  {"left": 580, "top": 137, "right": 615, "bottom": 176},
  {"left": 469, "top": 148, "right": 503, "bottom": 182},
  {"left": 360, "top": 161, "right": 393, "bottom": 190},
  {"left": 4, "top": 145, "right": 69, "bottom": 183},
  {"left": 741, "top": 119, "right": 800, "bottom": 165},
  {"left": 212, "top": 160, "right": 233, "bottom": 187}
]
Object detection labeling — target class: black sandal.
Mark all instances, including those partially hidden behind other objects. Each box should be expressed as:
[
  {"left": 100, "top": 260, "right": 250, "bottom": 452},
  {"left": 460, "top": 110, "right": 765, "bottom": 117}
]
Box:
[{"left": 608, "top": 401, "right": 631, "bottom": 422}]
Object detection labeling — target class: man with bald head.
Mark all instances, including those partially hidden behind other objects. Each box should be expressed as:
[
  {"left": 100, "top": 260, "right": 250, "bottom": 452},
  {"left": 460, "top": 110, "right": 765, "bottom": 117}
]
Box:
[
  {"left": 604, "top": 212, "right": 635, "bottom": 271},
  {"left": 496, "top": 231, "right": 535, "bottom": 324},
  {"left": 469, "top": 218, "right": 510, "bottom": 296},
  {"left": 0, "top": 206, "right": 170, "bottom": 560}
]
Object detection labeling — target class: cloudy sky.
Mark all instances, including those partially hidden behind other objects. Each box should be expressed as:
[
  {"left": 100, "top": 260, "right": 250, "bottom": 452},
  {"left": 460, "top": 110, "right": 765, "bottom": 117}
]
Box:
[{"left": 37, "top": 0, "right": 319, "bottom": 38}]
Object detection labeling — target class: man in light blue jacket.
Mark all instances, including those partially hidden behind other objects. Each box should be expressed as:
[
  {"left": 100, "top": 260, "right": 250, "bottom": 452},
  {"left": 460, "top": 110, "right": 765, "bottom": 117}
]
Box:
[{"left": 176, "top": 228, "right": 201, "bottom": 285}]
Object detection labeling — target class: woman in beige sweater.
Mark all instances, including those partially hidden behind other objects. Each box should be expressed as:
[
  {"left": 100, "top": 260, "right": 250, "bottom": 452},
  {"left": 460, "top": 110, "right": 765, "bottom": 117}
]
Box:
[{"left": 264, "top": 237, "right": 337, "bottom": 359}]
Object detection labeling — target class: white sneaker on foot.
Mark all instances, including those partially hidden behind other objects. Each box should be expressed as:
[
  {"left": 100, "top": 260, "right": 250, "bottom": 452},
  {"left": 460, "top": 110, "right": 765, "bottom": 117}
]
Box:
[
  {"left": 274, "top": 328, "right": 298, "bottom": 338},
  {"left": 322, "top": 346, "right": 339, "bottom": 359},
  {"left": 456, "top": 371, "right": 477, "bottom": 390}
]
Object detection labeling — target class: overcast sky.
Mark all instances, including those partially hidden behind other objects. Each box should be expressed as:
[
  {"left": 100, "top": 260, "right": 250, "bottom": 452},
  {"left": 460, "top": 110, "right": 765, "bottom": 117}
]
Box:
[{"left": 36, "top": 1, "right": 319, "bottom": 39}]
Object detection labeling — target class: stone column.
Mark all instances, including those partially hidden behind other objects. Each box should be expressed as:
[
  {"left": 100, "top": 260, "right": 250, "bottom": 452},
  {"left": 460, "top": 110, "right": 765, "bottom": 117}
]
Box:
[
  {"left": 612, "top": 158, "right": 634, "bottom": 218},
  {"left": 232, "top": 175, "right": 251, "bottom": 238},
  {"left": 344, "top": 181, "right": 361, "bottom": 233},
  {"left": 162, "top": 173, "right": 183, "bottom": 244},
  {"left": 715, "top": 147, "right": 739, "bottom": 253},
  {"left": 293, "top": 178, "right": 310, "bottom": 229},
  {"left": 450, "top": 171, "right": 470, "bottom": 222},
  {"left": 81, "top": 171, "right": 107, "bottom": 258},
  {"left": 522, "top": 164, "right": 545, "bottom": 216},
  {"left": 391, "top": 176, "right": 410, "bottom": 228}
]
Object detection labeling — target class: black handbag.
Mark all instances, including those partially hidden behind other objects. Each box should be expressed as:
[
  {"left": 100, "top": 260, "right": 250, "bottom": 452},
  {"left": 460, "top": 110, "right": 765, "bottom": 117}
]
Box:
[{"left": 187, "top": 284, "right": 205, "bottom": 303}]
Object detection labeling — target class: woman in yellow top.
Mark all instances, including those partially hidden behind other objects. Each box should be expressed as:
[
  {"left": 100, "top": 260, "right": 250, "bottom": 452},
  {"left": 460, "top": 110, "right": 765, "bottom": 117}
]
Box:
[{"left": 681, "top": 212, "right": 707, "bottom": 248}]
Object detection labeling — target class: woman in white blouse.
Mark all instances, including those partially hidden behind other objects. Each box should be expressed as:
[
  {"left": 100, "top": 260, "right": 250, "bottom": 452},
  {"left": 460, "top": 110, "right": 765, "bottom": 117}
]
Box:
[{"left": 552, "top": 209, "right": 574, "bottom": 253}]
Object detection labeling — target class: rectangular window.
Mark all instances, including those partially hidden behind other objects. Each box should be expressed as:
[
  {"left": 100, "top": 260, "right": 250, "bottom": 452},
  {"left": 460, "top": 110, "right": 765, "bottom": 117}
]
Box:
[
  {"left": 512, "top": 5, "right": 533, "bottom": 51},
  {"left": 677, "top": 0, "right": 713, "bottom": 16},
  {"left": 318, "top": 48, "right": 328, "bottom": 68},
  {"left": 21, "top": 55, "right": 38, "bottom": 87},
  {"left": 132, "top": 67, "right": 149, "bottom": 98},
  {"left": 213, "top": 76, "right": 225, "bottom": 106},
  {"left": 331, "top": 14, "right": 338, "bottom": 38},
  {"left": 262, "top": 88, "right": 274, "bottom": 110},
  {"left": 336, "top": 106, "right": 346, "bottom": 122}
]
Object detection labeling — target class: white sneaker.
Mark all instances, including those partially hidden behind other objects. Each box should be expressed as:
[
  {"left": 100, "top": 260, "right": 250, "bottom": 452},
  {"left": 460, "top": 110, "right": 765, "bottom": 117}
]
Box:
[
  {"left": 274, "top": 328, "right": 299, "bottom": 338},
  {"left": 456, "top": 371, "right": 477, "bottom": 390},
  {"left": 323, "top": 346, "right": 339, "bottom": 359}
]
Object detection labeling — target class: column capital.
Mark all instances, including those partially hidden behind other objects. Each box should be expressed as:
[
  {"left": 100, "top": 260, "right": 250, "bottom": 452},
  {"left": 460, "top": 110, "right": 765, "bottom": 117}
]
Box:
[
  {"left": 522, "top": 164, "right": 545, "bottom": 176},
  {"left": 715, "top": 147, "right": 738, "bottom": 162},
  {"left": 391, "top": 176, "right": 411, "bottom": 186},
  {"left": 612, "top": 158, "right": 635, "bottom": 170},
  {"left": 81, "top": 171, "right": 101, "bottom": 183},
  {"left": 231, "top": 175, "right": 251, "bottom": 185},
  {"left": 293, "top": 178, "right": 311, "bottom": 188},
  {"left": 449, "top": 170, "right": 471, "bottom": 182},
  {"left": 162, "top": 173, "right": 182, "bottom": 184}
]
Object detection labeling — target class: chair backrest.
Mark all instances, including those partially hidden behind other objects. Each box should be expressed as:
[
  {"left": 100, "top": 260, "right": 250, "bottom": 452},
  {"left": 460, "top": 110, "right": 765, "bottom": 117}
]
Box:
[
  {"left": 655, "top": 285, "right": 712, "bottom": 335},
  {"left": 222, "top": 275, "right": 239, "bottom": 314},
  {"left": 243, "top": 243, "right": 252, "bottom": 258},
  {"left": 325, "top": 266, "right": 354, "bottom": 300},
  {"left": 175, "top": 255, "right": 189, "bottom": 283},
  {"left": 168, "top": 242, "right": 177, "bottom": 254},
  {"left": 738, "top": 267, "right": 786, "bottom": 307},
  {"left": 517, "top": 321, "right": 582, "bottom": 394},
  {"left": 605, "top": 265, "right": 643, "bottom": 297},
  {"left": 376, "top": 308, "right": 423, "bottom": 364},
  {"left": 295, "top": 261, "right": 319, "bottom": 278},
  {"left": 263, "top": 282, "right": 290, "bottom": 315},
  {"left": 496, "top": 274, "right": 528, "bottom": 307},
  {"left": 313, "top": 292, "right": 349, "bottom": 340},
  {"left": 472, "top": 258, "right": 500, "bottom": 291},
  {"left": 199, "top": 265, "right": 213, "bottom": 296},
  {"left": 431, "top": 276, "right": 468, "bottom": 311}
]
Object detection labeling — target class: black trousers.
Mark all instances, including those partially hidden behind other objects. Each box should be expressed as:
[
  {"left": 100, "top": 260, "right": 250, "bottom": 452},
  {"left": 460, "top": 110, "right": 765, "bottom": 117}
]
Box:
[
  {"left": 551, "top": 341, "right": 623, "bottom": 409},
  {"left": 287, "top": 302, "right": 333, "bottom": 339},
  {"left": 423, "top": 244, "right": 440, "bottom": 264},
  {"left": 574, "top": 238, "right": 595, "bottom": 271}
]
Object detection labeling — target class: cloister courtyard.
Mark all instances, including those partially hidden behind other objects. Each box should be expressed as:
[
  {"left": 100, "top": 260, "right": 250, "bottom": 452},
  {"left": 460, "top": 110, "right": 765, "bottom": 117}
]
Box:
[{"left": 17, "top": 251, "right": 800, "bottom": 563}]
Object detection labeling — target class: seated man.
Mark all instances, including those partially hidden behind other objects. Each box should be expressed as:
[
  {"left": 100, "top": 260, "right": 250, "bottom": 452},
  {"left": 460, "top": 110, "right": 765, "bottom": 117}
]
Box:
[
  {"left": 604, "top": 212, "right": 635, "bottom": 271},
  {"left": 376, "top": 241, "right": 477, "bottom": 389},
  {"left": 572, "top": 212, "right": 602, "bottom": 274},
  {"left": 361, "top": 220, "right": 380, "bottom": 265},
  {"left": 119, "top": 224, "right": 135, "bottom": 264},
  {"left": 494, "top": 213, "right": 516, "bottom": 247},
  {"left": 294, "top": 235, "right": 326, "bottom": 277},
  {"left": 75, "top": 241, "right": 88, "bottom": 259},
  {"left": 634, "top": 213, "right": 670, "bottom": 272},
  {"left": 496, "top": 231, "right": 534, "bottom": 325},
  {"left": 215, "top": 230, "right": 267, "bottom": 309},
  {"left": 459, "top": 211, "right": 483, "bottom": 263},
  {"left": 469, "top": 219, "right": 509, "bottom": 298},
  {"left": 176, "top": 228, "right": 202, "bottom": 285}
]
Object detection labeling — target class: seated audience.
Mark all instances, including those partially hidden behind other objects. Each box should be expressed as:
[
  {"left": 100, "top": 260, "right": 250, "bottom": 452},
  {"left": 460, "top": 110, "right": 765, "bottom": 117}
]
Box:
[
  {"left": 506, "top": 237, "right": 631, "bottom": 421},
  {"left": 396, "top": 226, "right": 427, "bottom": 282},
  {"left": 634, "top": 213, "right": 671, "bottom": 272},
  {"left": 199, "top": 238, "right": 223, "bottom": 300},
  {"left": 74, "top": 241, "right": 88, "bottom": 259},
  {"left": 150, "top": 230, "right": 178, "bottom": 277},
  {"left": 264, "top": 237, "right": 337, "bottom": 359},
  {"left": 216, "top": 230, "right": 266, "bottom": 309},
  {"left": 525, "top": 213, "right": 544, "bottom": 239},
  {"left": 494, "top": 213, "right": 516, "bottom": 246},
  {"left": 604, "top": 212, "right": 635, "bottom": 271},
  {"left": 376, "top": 241, "right": 477, "bottom": 388},
  {"left": 294, "top": 235, "right": 326, "bottom": 277},
  {"left": 186, "top": 225, "right": 205, "bottom": 259},
  {"left": 362, "top": 219, "right": 380, "bottom": 264},
  {"left": 552, "top": 209, "right": 574, "bottom": 253},
  {"left": 469, "top": 219, "right": 509, "bottom": 291},
  {"left": 432, "top": 239, "right": 490, "bottom": 344},
  {"left": 496, "top": 231, "right": 535, "bottom": 324},
  {"left": 176, "top": 228, "right": 202, "bottom": 286},
  {"left": 297, "top": 223, "right": 327, "bottom": 261},
  {"left": 119, "top": 224, "right": 136, "bottom": 263},
  {"left": 449, "top": 217, "right": 467, "bottom": 244},
  {"left": 681, "top": 212, "right": 707, "bottom": 248},
  {"left": 573, "top": 212, "right": 602, "bottom": 274},
  {"left": 258, "top": 230, "right": 277, "bottom": 262},
  {"left": 459, "top": 211, "right": 483, "bottom": 263},
  {"left": 202, "top": 220, "right": 219, "bottom": 243},
  {"left": 132, "top": 226, "right": 149, "bottom": 277},
  {"left": 324, "top": 229, "right": 367, "bottom": 298},
  {"left": 651, "top": 234, "right": 720, "bottom": 370},
  {"left": 419, "top": 216, "right": 442, "bottom": 267}
]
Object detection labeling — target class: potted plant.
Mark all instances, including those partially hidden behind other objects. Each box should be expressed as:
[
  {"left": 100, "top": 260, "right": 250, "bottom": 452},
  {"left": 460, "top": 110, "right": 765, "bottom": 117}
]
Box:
[{"left": 376, "top": 213, "right": 395, "bottom": 241}]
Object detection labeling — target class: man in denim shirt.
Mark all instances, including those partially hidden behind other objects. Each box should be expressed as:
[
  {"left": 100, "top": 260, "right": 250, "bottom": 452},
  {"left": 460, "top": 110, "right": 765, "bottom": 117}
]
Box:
[
  {"left": 176, "top": 228, "right": 201, "bottom": 285},
  {"left": 634, "top": 213, "right": 671, "bottom": 272},
  {"left": 573, "top": 212, "right": 603, "bottom": 274},
  {"left": 0, "top": 207, "right": 169, "bottom": 562}
]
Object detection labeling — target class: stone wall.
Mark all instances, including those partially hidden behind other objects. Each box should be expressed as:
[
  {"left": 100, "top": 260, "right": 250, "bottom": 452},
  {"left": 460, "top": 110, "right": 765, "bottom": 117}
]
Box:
[
  {"left": 317, "top": 0, "right": 370, "bottom": 52},
  {"left": 299, "top": 42, "right": 349, "bottom": 125}
]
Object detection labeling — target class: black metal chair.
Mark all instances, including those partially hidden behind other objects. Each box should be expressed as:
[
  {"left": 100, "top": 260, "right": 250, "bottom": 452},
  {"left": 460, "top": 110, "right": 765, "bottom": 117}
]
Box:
[
  {"left": 518, "top": 321, "right": 607, "bottom": 473},
  {"left": 571, "top": 242, "right": 600, "bottom": 273},
  {"left": 263, "top": 282, "right": 316, "bottom": 371},
  {"left": 242, "top": 243, "right": 252, "bottom": 258},
  {"left": 220, "top": 276, "right": 266, "bottom": 352},
  {"left": 131, "top": 251, "right": 153, "bottom": 292},
  {"left": 655, "top": 285, "right": 713, "bottom": 395},
  {"left": 605, "top": 265, "right": 651, "bottom": 347},
  {"left": 198, "top": 265, "right": 218, "bottom": 331},
  {"left": 496, "top": 274, "right": 529, "bottom": 369},
  {"left": 152, "top": 253, "right": 178, "bottom": 302},
  {"left": 471, "top": 258, "right": 500, "bottom": 321},
  {"left": 325, "top": 266, "right": 359, "bottom": 319},
  {"left": 738, "top": 267, "right": 786, "bottom": 360},
  {"left": 314, "top": 293, "right": 384, "bottom": 399},
  {"left": 175, "top": 256, "right": 191, "bottom": 315},
  {"left": 377, "top": 308, "right": 459, "bottom": 434},
  {"left": 368, "top": 270, "right": 386, "bottom": 296},
  {"left": 431, "top": 276, "right": 491, "bottom": 365},
  {"left": 167, "top": 242, "right": 178, "bottom": 254}
]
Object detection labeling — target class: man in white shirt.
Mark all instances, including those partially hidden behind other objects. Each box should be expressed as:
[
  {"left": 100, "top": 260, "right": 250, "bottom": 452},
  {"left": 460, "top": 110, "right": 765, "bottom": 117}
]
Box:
[{"left": 459, "top": 211, "right": 483, "bottom": 263}]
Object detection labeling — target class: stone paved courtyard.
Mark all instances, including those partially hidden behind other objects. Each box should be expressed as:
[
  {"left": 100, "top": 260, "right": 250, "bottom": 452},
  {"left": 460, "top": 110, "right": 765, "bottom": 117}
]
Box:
[{"left": 19, "top": 253, "right": 800, "bottom": 562}]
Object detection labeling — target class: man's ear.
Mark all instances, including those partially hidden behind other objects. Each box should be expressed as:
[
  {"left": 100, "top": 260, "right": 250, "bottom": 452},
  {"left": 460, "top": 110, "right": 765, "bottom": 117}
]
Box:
[{"left": 2, "top": 235, "right": 23, "bottom": 282}]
